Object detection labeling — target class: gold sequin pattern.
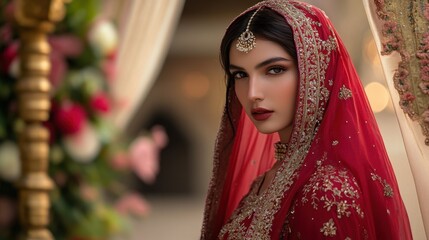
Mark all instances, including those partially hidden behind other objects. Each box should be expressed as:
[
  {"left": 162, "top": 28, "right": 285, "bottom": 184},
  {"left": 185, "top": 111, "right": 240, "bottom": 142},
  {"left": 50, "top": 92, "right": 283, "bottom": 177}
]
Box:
[
  {"left": 370, "top": 172, "right": 394, "bottom": 198},
  {"left": 339, "top": 85, "right": 353, "bottom": 100}
]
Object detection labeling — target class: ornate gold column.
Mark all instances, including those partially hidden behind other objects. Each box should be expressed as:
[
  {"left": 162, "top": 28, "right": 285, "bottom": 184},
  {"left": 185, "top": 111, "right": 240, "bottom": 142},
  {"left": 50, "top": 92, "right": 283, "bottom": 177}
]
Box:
[{"left": 14, "top": 1, "right": 68, "bottom": 239}]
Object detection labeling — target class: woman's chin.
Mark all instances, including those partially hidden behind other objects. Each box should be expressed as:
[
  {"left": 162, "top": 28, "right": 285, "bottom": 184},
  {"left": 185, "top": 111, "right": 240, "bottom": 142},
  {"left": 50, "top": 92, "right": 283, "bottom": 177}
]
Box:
[{"left": 254, "top": 126, "right": 278, "bottom": 135}]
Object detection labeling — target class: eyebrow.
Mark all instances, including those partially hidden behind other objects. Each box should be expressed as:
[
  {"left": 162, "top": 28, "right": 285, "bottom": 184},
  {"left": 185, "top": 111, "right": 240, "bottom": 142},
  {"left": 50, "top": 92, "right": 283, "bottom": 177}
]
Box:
[{"left": 230, "top": 57, "right": 292, "bottom": 70}]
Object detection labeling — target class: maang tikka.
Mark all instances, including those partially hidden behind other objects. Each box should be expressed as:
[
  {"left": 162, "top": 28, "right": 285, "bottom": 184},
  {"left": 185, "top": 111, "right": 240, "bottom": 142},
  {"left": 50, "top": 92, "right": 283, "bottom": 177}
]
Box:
[{"left": 236, "top": 7, "right": 263, "bottom": 53}]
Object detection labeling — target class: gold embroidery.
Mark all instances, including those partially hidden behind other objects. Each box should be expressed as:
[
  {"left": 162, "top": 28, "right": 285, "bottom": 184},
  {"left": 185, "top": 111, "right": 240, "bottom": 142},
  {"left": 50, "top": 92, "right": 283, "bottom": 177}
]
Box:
[
  {"left": 300, "top": 165, "right": 364, "bottom": 219},
  {"left": 282, "top": 165, "right": 366, "bottom": 238},
  {"left": 274, "top": 141, "right": 288, "bottom": 161},
  {"left": 320, "top": 218, "right": 337, "bottom": 237},
  {"left": 375, "top": 0, "right": 429, "bottom": 145},
  {"left": 339, "top": 85, "right": 352, "bottom": 100},
  {"left": 370, "top": 173, "right": 394, "bottom": 197},
  {"left": 332, "top": 140, "right": 339, "bottom": 146}
]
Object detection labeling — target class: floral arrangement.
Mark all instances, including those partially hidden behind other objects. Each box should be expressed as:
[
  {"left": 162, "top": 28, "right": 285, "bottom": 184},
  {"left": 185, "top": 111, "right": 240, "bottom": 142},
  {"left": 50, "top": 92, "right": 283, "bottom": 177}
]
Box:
[{"left": 0, "top": 0, "right": 166, "bottom": 239}]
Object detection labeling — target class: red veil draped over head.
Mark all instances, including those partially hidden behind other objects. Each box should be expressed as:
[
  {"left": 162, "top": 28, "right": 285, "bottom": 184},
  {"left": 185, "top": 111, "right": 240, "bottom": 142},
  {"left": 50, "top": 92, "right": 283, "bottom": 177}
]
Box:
[{"left": 201, "top": 0, "right": 412, "bottom": 239}]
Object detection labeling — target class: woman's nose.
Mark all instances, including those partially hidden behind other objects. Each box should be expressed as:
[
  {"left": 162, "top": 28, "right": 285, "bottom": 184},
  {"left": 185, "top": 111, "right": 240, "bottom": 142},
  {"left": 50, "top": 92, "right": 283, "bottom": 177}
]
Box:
[{"left": 248, "top": 76, "right": 264, "bottom": 102}]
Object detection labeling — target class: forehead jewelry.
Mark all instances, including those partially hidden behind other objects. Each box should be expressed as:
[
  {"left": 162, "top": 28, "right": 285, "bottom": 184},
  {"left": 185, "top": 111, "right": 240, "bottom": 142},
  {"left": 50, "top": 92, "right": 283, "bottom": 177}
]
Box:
[{"left": 236, "top": 7, "right": 263, "bottom": 53}]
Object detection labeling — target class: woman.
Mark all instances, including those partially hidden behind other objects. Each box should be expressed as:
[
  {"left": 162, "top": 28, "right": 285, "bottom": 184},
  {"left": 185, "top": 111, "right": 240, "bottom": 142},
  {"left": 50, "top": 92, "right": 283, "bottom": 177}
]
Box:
[{"left": 201, "top": 0, "right": 413, "bottom": 239}]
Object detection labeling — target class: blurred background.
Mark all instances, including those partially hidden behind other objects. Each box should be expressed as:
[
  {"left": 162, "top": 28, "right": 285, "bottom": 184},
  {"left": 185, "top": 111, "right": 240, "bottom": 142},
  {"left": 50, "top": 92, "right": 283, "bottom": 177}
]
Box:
[{"left": 0, "top": 0, "right": 425, "bottom": 239}]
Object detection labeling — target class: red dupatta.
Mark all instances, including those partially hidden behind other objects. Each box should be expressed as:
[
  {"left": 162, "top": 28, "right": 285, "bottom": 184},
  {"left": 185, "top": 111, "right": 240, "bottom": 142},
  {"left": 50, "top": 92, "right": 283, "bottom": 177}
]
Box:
[{"left": 201, "top": 1, "right": 412, "bottom": 239}]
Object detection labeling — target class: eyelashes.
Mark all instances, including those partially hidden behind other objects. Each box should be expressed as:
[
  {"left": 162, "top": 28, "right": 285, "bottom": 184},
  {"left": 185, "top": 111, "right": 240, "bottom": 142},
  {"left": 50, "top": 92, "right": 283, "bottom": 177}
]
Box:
[
  {"left": 267, "top": 66, "right": 286, "bottom": 74},
  {"left": 230, "top": 65, "right": 287, "bottom": 80},
  {"left": 231, "top": 71, "right": 247, "bottom": 80}
]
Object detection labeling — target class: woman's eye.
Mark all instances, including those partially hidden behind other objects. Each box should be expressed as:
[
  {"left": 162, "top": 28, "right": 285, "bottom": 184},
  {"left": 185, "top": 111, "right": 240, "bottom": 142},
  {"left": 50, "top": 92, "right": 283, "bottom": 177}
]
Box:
[
  {"left": 267, "top": 67, "right": 286, "bottom": 75},
  {"left": 232, "top": 71, "right": 247, "bottom": 80}
]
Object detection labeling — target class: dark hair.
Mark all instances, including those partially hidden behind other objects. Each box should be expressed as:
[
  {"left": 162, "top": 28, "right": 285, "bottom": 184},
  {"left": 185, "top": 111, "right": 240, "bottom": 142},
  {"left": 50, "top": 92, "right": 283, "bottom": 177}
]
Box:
[{"left": 220, "top": 8, "right": 297, "bottom": 133}]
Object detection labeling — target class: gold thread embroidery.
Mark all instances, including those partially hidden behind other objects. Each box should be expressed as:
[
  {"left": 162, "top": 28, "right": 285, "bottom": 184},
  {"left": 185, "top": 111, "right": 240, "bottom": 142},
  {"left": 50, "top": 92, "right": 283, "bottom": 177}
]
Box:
[
  {"left": 283, "top": 165, "right": 366, "bottom": 238},
  {"left": 370, "top": 173, "right": 394, "bottom": 197},
  {"left": 300, "top": 165, "right": 364, "bottom": 219},
  {"left": 320, "top": 218, "right": 337, "bottom": 237},
  {"left": 374, "top": 0, "right": 429, "bottom": 145},
  {"left": 339, "top": 85, "right": 353, "bottom": 100}
]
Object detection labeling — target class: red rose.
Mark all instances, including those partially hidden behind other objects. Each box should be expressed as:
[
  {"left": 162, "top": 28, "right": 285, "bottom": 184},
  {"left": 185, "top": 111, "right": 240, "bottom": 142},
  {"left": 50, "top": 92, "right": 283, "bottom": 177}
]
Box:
[
  {"left": 54, "top": 102, "right": 87, "bottom": 135},
  {"left": 1, "top": 42, "right": 18, "bottom": 73},
  {"left": 90, "top": 92, "right": 110, "bottom": 114}
]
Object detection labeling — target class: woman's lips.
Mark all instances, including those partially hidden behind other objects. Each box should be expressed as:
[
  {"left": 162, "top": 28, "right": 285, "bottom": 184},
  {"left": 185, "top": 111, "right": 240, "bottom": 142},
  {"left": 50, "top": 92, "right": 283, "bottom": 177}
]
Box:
[{"left": 251, "top": 108, "right": 274, "bottom": 121}]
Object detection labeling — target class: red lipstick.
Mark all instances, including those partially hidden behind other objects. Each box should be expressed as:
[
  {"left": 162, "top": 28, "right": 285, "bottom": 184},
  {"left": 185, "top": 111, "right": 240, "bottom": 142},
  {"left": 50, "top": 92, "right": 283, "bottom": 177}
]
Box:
[{"left": 251, "top": 108, "right": 273, "bottom": 121}]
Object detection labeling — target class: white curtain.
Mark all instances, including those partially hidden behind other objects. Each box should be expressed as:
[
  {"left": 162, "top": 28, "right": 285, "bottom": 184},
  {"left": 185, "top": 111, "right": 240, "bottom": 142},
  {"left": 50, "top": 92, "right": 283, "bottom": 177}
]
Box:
[
  {"left": 108, "top": 0, "right": 185, "bottom": 129},
  {"left": 363, "top": 1, "right": 429, "bottom": 239}
]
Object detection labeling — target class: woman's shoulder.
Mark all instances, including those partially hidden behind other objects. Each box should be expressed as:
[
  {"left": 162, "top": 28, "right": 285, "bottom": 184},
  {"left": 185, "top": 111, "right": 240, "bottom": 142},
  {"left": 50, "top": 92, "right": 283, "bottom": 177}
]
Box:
[
  {"left": 282, "top": 164, "right": 367, "bottom": 239},
  {"left": 298, "top": 164, "right": 364, "bottom": 218}
]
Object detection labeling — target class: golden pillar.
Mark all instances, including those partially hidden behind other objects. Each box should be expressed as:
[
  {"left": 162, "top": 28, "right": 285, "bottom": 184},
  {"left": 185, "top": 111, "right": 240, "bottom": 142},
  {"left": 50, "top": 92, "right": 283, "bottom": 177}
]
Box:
[{"left": 14, "top": 1, "right": 69, "bottom": 239}]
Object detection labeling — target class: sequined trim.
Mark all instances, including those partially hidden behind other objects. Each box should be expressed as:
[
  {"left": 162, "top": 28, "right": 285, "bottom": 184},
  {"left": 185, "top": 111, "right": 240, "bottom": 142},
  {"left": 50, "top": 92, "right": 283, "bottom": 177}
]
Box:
[
  {"left": 370, "top": 172, "right": 394, "bottom": 198},
  {"left": 339, "top": 85, "right": 353, "bottom": 100},
  {"left": 274, "top": 142, "right": 288, "bottom": 161},
  {"left": 373, "top": 0, "right": 429, "bottom": 144}
]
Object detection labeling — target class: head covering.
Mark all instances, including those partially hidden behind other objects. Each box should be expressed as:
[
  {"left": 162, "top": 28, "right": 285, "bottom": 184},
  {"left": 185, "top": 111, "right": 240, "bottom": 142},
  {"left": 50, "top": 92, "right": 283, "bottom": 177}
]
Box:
[{"left": 201, "top": 0, "right": 412, "bottom": 239}]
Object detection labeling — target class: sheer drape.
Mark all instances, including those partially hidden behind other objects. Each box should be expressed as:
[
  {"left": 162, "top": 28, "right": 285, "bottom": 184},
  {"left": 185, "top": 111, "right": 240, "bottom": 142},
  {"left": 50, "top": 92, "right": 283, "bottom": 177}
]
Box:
[
  {"left": 105, "top": 0, "right": 185, "bottom": 129},
  {"left": 363, "top": 1, "right": 429, "bottom": 238}
]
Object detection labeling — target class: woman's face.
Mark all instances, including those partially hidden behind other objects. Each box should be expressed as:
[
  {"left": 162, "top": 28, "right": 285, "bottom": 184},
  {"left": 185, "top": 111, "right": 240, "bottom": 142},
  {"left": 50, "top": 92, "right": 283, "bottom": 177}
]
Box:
[{"left": 230, "top": 38, "right": 298, "bottom": 141}]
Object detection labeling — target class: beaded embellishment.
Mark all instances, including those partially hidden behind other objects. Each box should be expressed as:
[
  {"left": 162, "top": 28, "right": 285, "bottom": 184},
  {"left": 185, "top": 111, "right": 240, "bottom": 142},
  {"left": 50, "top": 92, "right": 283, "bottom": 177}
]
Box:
[
  {"left": 274, "top": 141, "right": 288, "bottom": 161},
  {"left": 236, "top": 7, "right": 262, "bottom": 53}
]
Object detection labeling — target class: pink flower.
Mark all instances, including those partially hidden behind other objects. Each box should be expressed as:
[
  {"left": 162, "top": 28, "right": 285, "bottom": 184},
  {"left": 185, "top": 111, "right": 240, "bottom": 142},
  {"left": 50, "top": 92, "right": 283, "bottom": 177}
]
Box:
[
  {"left": 49, "top": 35, "right": 83, "bottom": 57},
  {"left": 47, "top": 35, "right": 83, "bottom": 88},
  {"left": 382, "top": 21, "right": 397, "bottom": 35},
  {"left": 401, "top": 92, "right": 415, "bottom": 101},
  {"left": 49, "top": 51, "right": 67, "bottom": 89},
  {"left": 115, "top": 193, "right": 150, "bottom": 217},
  {"left": 416, "top": 52, "right": 428, "bottom": 59},
  {"left": 381, "top": 35, "right": 401, "bottom": 54},
  {"left": 54, "top": 102, "right": 87, "bottom": 135},
  {"left": 128, "top": 126, "right": 168, "bottom": 183},
  {"left": 90, "top": 92, "right": 110, "bottom": 114},
  {"left": 420, "top": 82, "right": 429, "bottom": 94},
  {"left": 151, "top": 125, "right": 168, "bottom": 148},
  {"left": 395, "top": 67, "right": 409, "bottom": 79},
  {"left": 129, "top": 137, "right": 159, "bottom": 184},
  {"left": 110, "top": 152, "right": 130, "bottom": 171}
]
